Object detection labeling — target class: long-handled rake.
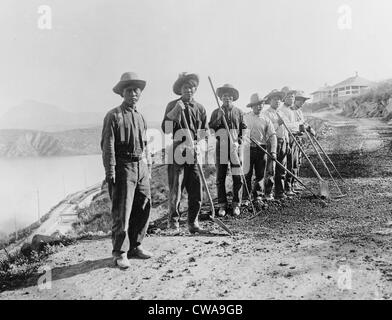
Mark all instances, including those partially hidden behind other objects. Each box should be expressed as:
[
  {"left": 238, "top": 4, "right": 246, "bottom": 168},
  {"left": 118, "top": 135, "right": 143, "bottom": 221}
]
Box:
[
  {"left": 249, "top": 137, "right": 327, "bottom": 208},
  {"left": 208, "top": 76, "right": 260, "bottom": 217},
  {"left": 304, "top": 130, "right": 347, "bottom": 198},
  {"left": 308, "top": 132, "right": 350, "bottom": 192},
  {"left": 179, "top": 109, "right": 233, "bottom": 235},
  {"left": 277, "top": 113, "right": 330, "bottom": 199}
]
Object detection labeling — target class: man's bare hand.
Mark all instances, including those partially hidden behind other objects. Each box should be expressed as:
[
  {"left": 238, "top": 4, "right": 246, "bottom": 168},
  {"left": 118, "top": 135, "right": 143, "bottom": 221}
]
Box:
[{"left": 175, "top": 99, "right": 186, "bottom": 110}]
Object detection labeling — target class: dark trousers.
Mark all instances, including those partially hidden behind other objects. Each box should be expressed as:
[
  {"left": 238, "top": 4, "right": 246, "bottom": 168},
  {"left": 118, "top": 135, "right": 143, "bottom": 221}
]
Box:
[
  {"left": 110, "top": 159, "right": 151, "bottom": 256},
  {"left": 293, "top": 139, "right": 304, "bottom": 187},
  {"left": 168, "top": 162, "right": 202, "bottom": 225},
  {"left": 216, "top": 143, "right": 243, "bottom": 207},
  {"left": 274, "top": 139, "right": 288, "bottom": 195},
  {"left": 285, "top": 136, "right": 301, "bottom": 190},
  {"left": 243, "top": 146, "right": 273, "bottom": 199}
]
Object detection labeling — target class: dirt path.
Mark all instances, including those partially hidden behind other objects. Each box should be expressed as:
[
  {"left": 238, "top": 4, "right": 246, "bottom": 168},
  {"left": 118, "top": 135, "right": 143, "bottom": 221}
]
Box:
[
  {"left": 1, "top": 109, "right": 392, "bottom": 300},
  {"left": 2, "top": 183, "right": 101, "bottom": 257}
]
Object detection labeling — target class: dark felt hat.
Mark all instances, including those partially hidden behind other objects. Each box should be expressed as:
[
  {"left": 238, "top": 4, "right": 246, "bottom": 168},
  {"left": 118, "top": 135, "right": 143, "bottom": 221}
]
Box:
[
  {"left": 113, "top": 72, "right": 146, "bottom": 95},
  {"left": 172, "top": 72, "right": 200, "bottom": 95},
  {"left": 216, "top": 83, "right": 239, "bottom": 101}
]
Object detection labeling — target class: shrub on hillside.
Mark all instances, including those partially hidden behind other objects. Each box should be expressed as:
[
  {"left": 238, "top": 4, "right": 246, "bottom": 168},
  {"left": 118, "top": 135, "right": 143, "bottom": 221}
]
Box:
[
  {"left": 72, "top": 195, "right": 112, "bottom": 235},
  {"left": 351, "top": 79, "right": 392, "bottom": 104}
]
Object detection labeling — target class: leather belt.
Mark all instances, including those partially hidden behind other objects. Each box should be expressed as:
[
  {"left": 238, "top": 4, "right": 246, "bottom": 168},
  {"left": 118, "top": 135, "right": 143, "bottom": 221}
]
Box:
[
  {"left": 250, "top": 144, "right": 266, "bottom": 149},
  {"left": 117, "top": 152, "right": 143, "bottom": 162}
]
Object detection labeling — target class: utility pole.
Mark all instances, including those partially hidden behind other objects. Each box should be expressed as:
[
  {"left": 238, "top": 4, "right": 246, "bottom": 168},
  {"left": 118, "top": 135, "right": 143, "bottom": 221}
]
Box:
[
  {"left": 37, "top": 188, "right": 41, "bottom": 222},
  {"left": 14, "top": 216, "right": 17, "bottom": 241},
  {"left": 84, "top": 168, "right": 87, "bottom": 188},
  {"left": 62, "top": 174, "right": 66, "bottom": 198}
]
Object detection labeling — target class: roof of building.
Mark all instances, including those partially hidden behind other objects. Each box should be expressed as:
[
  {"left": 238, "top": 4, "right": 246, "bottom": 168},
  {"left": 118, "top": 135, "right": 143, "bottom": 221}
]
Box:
[
  {"left": 311, "top": 73, "right": 374, "bottom": 95},
  {"left": 332, "top": 73, "right": 374, "bottom": 88},
  {"left": 311, "top": 84, "right": 333, "bottom": 94}
]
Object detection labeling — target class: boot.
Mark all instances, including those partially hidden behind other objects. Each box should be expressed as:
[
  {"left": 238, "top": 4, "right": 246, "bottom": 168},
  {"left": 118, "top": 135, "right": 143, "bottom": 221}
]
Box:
[
  {"left": 275, "top": 193, "right": 287, "bottom": 200},
  {"left": 264, "top": 193, "right": 274, "bottom": 201},
  {"left": 113, "top": 253, "right": 130, "bottom": 269},
  {"left": 232, "top": 203, "right": 241, "bottom": 216},
  {"left": 188, "top": 221, "right": 206, "bottom": 234},
  {"left": 217, "top": 207, "right": 226, "bottom": 217},
  {"left": 128, "top": 246, "right": 153, "bottom": 259},
  {"left": 166, "top": 220, "right": 181, "bottom": 235}
]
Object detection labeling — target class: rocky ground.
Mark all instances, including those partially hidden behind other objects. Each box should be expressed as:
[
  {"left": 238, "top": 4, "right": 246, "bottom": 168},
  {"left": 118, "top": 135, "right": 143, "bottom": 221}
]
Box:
[{"left": 1, "top": 109, "right": 392, "bottom": 300}]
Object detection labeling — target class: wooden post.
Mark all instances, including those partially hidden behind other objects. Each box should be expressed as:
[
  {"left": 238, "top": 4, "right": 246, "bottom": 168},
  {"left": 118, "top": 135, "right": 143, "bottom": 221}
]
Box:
[{"left": 37, "top": 188, "right": 41, "bottom": 222}]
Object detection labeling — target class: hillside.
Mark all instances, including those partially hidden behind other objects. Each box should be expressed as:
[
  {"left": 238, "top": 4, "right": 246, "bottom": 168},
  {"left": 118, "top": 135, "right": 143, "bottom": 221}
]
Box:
[
  {"left": 0, "top": 122, "right": 163, "bottom": 158},
  {"left": 0, "top": 100, "right": 104, "bottom": 132},
  {"left": 342, "top": 79, "right": 392, "bottom": 122},
  {"left": 0, "top": 127, "right": 102, "bottom": 157}
]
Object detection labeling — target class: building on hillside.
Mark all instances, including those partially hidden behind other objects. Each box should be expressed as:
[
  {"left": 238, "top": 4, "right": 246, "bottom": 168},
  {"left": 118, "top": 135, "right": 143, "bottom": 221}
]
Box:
[
  {"left": 310, "top": 84, "right": 333, "bottom": 103},
  {"left": 311, "top": 72, "right": 374, "bottom": 104}
]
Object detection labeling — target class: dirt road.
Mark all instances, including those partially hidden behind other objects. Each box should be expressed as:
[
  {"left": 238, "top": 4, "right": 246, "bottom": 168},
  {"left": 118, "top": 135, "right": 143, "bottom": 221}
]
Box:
[{"left": 1, "top": 109, "right": 392, "bottom": 300}]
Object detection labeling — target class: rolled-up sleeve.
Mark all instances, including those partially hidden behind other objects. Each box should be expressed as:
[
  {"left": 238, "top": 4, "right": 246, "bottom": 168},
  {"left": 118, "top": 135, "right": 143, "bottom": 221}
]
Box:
[
  {"left": 266, "top": 119, "right": 277, "bottom": 153},
  {"left": 101, "top": 112, "right": 116, "bottom": 177}
]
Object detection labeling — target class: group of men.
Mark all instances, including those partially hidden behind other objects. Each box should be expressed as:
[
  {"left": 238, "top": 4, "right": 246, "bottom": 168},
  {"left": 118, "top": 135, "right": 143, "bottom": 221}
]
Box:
[{"left": 101, "top": 71, "right": 314, "bottom": 269}]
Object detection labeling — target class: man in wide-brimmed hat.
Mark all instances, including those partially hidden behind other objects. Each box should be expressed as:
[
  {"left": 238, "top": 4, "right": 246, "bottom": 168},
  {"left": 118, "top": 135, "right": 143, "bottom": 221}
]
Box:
[
  {"left": 101, "top": 72, "right": 153, "bottom": 269},
  {"left": 208, "top": 83, "right": 246, "bottom": 217},
  {"left": 243, "top": 93, "right": 277, "bottom": 203},
  {"left": 278, "top": 87, "right": 303, "bottom": 196},
  {"left": 263, "top": 89, "right": 290, "bottom": 199},
  {"left": 161, "top": 72, "right": 208, "bottom": 234},
  {"left": 289, "top": 90, "right": 314, "bottom": 192}
]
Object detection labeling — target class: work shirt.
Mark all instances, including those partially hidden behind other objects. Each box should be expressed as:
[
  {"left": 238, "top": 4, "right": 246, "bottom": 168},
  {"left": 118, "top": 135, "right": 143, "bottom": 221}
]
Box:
[
  {"left": 264, "top": 107, "right": 289, "bottom": 141},
  {"left": 279, "top": 104, "right": 301, "bottom": 134},
  {"left": 243, "top": 111, "right": 276, "bottom": 149},
  {"left": 161, "top": 98, "right": 207, "bottom": 142},
  {"left": 209, "top": 105, "right": 246, "bottom": 145},
  {"left": 293, "top": 108, "right": 305, "bottom": 125},
  {"left": 101, "top": 101, "right": 148, "bottom": 176}
]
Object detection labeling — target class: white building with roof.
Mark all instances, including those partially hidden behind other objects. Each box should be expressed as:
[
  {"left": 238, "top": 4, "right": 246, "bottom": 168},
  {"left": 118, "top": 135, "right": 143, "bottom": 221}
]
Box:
[{"left": 311, "top": 72, "right": 374, "bottom": 103}]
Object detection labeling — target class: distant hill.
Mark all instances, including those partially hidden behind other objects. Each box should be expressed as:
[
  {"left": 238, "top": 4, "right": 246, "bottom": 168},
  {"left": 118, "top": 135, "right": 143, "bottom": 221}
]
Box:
[
  {"left": 0, "top": 127, "right": 102, "bottom": 157},
  {"left": 0, "top": 121, "right": 164, "bottom": 158},
  {"left": 0, "top": 100, "right": 104, "bottom": 132}
]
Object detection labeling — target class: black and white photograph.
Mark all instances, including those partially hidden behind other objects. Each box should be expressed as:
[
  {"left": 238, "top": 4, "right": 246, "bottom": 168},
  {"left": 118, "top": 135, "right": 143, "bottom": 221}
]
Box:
[{"left": 0, "top": 0, "right": 392, "bottom": 304}]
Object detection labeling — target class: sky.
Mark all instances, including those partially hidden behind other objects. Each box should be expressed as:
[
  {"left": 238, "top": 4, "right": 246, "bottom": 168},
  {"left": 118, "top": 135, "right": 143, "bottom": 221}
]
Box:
[{"left": 0, "top": 0, "right": 392, "bottom": 122}]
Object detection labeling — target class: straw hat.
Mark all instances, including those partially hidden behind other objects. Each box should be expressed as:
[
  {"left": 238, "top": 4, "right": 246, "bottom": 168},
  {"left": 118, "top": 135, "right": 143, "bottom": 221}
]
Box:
[
  {"left": 264, "top": 89, "right": 286, "bottom": 104},
  {"left": 247, "top": 93, "right": 266, "bottom": 108},
  {"left": 295, "top": 90, "right": 310, "bottom": 101}
]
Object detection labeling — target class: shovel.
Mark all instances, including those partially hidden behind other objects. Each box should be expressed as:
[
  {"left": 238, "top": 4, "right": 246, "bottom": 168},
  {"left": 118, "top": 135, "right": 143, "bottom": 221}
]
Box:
[
  {"left": 179, "top": 109, "right": 233, "bottom": 235},
  {"left": 277, "top": 113, "right": 330, "bottom": 199}
]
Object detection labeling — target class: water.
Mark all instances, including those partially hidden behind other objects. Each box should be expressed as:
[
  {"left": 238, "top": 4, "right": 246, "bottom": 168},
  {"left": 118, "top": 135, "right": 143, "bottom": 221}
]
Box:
[{"left": 0, "top": 154, "right": 104, "bottom": 236}]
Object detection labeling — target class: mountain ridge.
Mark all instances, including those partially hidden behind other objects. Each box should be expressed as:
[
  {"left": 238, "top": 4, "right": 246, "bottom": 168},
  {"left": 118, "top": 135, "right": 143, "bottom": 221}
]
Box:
[{"left": 0, "top": 100, "right": 104, "bottom": 132}]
